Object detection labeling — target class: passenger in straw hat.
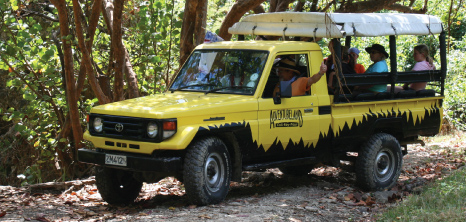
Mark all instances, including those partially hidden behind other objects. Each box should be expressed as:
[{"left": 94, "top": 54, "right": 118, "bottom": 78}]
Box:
[{"left": 273, "top": 56, "right": 327, "bottom": 97}]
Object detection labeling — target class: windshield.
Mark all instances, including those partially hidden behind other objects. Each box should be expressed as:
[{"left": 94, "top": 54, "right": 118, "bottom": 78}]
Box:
[{"left": 170, "top": 50, "right": 268, "bottom": 95}]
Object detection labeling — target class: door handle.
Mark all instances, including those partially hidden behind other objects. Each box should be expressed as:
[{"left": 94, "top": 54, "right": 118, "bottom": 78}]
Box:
[{"left": 304, "top": 108, "right": 314, "bottom": 113}]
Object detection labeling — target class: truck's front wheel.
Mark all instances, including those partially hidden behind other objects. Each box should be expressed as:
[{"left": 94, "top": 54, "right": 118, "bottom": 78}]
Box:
[
  {"left": 356, "top": 133, "right": 402, "bottom": 191},
  {"left": 183, "top": 137, "right": 232, "bottom": 205},
  {"left": 95, "top": 166, "right": 143, "bottom": 205}
]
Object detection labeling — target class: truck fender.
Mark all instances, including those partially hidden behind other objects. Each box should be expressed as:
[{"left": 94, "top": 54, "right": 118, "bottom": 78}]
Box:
[{"left": 371, "top": 117, "right": 403, "bottom": 137}]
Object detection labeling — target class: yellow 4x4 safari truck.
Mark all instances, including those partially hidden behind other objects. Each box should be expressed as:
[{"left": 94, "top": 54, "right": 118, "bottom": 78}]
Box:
[{"left": 78, "top": 12, "right": 447, "bottom": 205}]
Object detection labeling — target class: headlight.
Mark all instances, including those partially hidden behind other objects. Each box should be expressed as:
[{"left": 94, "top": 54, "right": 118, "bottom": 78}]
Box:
[
  {"left": 147, "top": 122, "right": 158, "bottom": 138},
  {"left": 94, "top": 117, "right": 103, "bottom": 133}
]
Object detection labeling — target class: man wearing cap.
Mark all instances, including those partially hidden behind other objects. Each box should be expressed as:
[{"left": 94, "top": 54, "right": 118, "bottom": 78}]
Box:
[
  {"left": 273, "top": 56, "right": 327, "bottom": 97},
  {"left": 348, "top": 47, "right": 366, "bottom": 74}
]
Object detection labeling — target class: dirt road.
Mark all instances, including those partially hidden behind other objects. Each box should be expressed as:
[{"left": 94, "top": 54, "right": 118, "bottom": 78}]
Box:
[{"left": 1, "top": 134, "right": 464, "bottom": 222}]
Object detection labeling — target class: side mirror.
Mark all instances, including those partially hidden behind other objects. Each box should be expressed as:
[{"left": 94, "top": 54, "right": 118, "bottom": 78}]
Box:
[{"left": 273, "top": 81, "right": 292, "bottom": 104}]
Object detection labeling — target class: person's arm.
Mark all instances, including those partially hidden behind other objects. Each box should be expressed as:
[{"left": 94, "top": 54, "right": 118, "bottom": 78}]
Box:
[{"left": 307, "top": 62, "right": 327, "bottom": 86}]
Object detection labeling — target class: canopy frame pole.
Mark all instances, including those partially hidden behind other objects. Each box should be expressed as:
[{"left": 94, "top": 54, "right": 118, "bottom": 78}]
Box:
[
  {"left": 345, "top": 36, "right": 351, "bottom": 48},
  {"left": 439, "top": 31, "right": 447, "bottom": 96},
  {"left": 389, "top": 35, "right": 397, "bottom": 99},
  {"left": 333, "top": 38, "right": 342, "bottom": 103}
]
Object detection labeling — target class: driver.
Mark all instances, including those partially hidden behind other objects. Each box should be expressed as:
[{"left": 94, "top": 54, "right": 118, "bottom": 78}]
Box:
[{"left": 273, "top": 57, "right": 327, "bottom": 97}]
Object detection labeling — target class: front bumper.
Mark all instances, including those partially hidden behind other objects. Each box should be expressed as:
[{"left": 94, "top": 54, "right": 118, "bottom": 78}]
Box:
[{"left": 77, "top": 148, "right": 182, "bottom": 172}]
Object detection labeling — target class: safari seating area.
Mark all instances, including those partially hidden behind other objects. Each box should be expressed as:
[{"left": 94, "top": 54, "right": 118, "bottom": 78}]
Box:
[{"left": 335, "top": 69, "right": 443, "bottom": 102}]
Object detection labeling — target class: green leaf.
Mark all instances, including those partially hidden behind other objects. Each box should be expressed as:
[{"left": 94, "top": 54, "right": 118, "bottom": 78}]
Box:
[
  {"left": 8, "top": 17, "right": 15, "bottom": 24},
  {"left": 6, "top": 80, "right": 13, "bottom": 87},
  {"left": 151, "top": 56, "right": 161, "bottom": 63},
  {"left": 14, "top": 124, "right": 26, "bottom": 132},
  {"left": 6, "top": 45, "right": 15, "bottom": 56},
  {"left": 41, "top": 49, "right": 55, "bottom": 61},
  {"left": 23, "top": 93, "right": 36, "bottom": 101},
  {"left": 17, "top": 40, "right": 25, "bottom": 48},
  {"left": 10, "top": 0, "right": 18, "bottom": 10},
  {"left": 174, "top": 21, "right": 183, "bottom": 28}
]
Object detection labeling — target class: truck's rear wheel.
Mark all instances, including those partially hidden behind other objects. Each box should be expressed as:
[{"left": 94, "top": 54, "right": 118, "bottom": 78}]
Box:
[
  {"left": 95, "top": 166, "right": 143, "bottom": 205},
  {"left": 356, "top": 133, "right": 402, "bottom": 191},
  {"left": 183, "top": 137, "right": 232, "bottom": 205}
]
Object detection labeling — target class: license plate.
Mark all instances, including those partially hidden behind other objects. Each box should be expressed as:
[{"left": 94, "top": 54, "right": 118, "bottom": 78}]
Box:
[{"left": 105, "top": 154, "right": 127, "bottom": 166}]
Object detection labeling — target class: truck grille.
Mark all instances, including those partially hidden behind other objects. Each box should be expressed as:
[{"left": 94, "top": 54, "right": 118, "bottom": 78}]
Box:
[{"left": 88, "top": 114, "right": 160, "bottom": 142}]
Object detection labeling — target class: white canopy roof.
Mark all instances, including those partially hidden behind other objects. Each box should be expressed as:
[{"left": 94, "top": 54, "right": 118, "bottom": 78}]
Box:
[{"left": 228, "top": 12, "right": 443, "bottom": 38}]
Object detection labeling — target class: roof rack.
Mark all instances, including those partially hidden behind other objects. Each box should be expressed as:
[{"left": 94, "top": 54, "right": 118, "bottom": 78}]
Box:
[{"left": 228, "top": 12, "right": 443, "bottom": 38}]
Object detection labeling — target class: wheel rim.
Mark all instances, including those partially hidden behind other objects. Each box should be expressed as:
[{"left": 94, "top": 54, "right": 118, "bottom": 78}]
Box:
[
  {"left": 375, "top": 148, "right": 395, "bottom": 182},
  {"left": 204, "top": 152, "right": 225, "bottom": 192}
]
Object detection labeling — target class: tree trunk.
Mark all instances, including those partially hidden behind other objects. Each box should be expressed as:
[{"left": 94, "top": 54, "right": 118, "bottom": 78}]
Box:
[
  {"left": 112, "top": 0, "right": 125, "bottom": 102},
  {"left": 50, "top": 0, "right": 84, "bottom": 151},
  {"left": 179, "top": 0, "right": 198, "bottom": 66},
  {"left": 76, "top": 0, "right": 102, "bottom": 101},
  {"left": 70, "top": 0, "right": 110, "bottom": 105},
  {"left": 218, "top": 0, "right": 266, "bottom": 41},
  {"left": 101, "top": 0, "right": 140, "bottom": 100},
  {"left": 275, "top": 0, "right": 296, "bottom": 12},
  {"left": 124, "top": 49, "right": 139, "bottom": 99},
  {"left": 253, "top": 5, "right": 265, "bottom": 14},
  {"left": 194, "top": 0, "right": 208, "bottom": 46}
]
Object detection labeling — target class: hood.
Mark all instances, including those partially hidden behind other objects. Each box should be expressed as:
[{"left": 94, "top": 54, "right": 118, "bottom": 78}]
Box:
[{"left": 91, "top": 92, "right": 258, "bottom": 119}]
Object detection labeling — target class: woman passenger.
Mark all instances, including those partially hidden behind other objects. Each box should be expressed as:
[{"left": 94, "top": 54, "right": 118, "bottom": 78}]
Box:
[
  {"left": 388, "top": 44, "right": 435, "bottom": 93},
  {"left": 402, "top": 44, "right": 435, "bottom": 91},
  {"left": 357, "top": 44, "right": 389, "bottom": 93}
]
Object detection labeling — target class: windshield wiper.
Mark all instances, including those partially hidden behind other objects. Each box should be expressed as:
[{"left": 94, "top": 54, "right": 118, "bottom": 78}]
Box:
[
  {"left": 170, "top": 83, "right": 216, "bottom": 93},
  {"left": 205, "top": 86, "right": 253, "bottom": 94}
]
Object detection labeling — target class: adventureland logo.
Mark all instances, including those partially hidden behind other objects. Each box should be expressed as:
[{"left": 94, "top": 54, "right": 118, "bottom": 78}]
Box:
[{"left": 270, "top": 109, "right": 303, "bottom": 128}]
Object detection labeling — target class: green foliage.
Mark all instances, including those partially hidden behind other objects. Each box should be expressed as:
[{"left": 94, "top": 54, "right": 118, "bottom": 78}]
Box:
[
  {"left": 444, "top": 49, "right": 466, "bottom": 130},
  {"left": 122, "top": 0, "right": 184, "bottom": 95},
  {"left": 378, "top": 168, "right": 466, "bottom": 221},
  {"left": 0, "top": 0, "right": 89, "bottom": 185},
  {"left": 0, "top": 0, "right": 185, "bottom": 185}
]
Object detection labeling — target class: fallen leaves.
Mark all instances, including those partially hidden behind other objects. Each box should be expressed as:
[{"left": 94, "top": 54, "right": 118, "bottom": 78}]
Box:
[{"left": 0, "top": 134, "right": 464, "bottom": 221}]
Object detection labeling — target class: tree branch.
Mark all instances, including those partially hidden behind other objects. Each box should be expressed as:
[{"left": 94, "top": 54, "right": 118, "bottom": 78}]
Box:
[
  {"left": 111, "top": 0, "right": 125, "bottom": 102},
  {"left": 336, "top": 0, "right": 400, "bottom": 13},
  {"left": 385, "top": 3, "right": 427, "bottom": 13},
  {"left": 20, "top": 9, "right": 59, "bottom": 22},
  {"left": 218, "top": 0, "right": 267, "bottom": 41}
]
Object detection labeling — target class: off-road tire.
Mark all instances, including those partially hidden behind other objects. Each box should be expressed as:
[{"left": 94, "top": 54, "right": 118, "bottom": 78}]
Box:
[
  {"left": 279, "top": 165, "right": 315, "bottom": 176},
  {"left": 95, "top": 166, "right": 143, "bottom": 205},
  {"left": 355, "top": 133, "right": 402, "bottom": 191},
  {"left": 183, "top": 137, "right": 232, "bottom": 205}
]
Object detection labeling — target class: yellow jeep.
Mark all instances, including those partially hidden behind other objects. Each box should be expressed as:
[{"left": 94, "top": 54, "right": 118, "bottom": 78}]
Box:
[{"left": 79, "top": 12, "right": 446, "bottom": 205}]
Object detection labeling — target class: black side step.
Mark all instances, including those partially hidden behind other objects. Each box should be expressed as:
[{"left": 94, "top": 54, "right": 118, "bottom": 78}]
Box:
[{"left": 242, "top": 157, "right": 317, "bottom": 171}]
